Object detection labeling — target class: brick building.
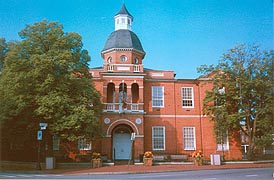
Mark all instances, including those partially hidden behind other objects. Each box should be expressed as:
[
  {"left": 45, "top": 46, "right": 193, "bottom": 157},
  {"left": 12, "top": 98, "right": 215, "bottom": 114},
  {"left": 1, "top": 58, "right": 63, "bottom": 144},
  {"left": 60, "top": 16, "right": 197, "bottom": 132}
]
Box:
[{"left": 87, "top": 4, "right": 242, "bottom": 162}]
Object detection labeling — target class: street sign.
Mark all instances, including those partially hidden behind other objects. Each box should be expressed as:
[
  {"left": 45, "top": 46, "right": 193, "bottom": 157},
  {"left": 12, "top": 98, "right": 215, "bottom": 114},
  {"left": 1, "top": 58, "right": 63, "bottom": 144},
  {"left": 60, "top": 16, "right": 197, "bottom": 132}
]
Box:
[
  {"left": 37, "top": 130, "right": 42, "bottom": 140},
  {"left": 39, "top": 123, "right": 48, "bottom": 130}
]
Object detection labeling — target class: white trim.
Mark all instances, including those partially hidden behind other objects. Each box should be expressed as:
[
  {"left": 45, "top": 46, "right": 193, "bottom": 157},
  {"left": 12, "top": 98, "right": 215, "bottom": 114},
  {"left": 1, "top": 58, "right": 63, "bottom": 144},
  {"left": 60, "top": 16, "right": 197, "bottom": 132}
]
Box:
[
  {"left": 182, "top": 87, "right": 194, "bottom": 108},
  {"left": 103, "top": 76, "right": 144, "bottom": 79},
  {"left": 117, "top": 66, "right": 130, "bottom": 71},
  {"left": 106, "top": 119, "right": 140, "bottom": 136},
  {"left": 144, "top": 115, "right": 201, "bottom": 118},
  {"left": 152, "top": 126, "right": 166, "bottom": 151},
  {"left": 105, "top": 134, "right": 144, "bottom": 138},
  {"left": 216, "top": 130, "right": 229, "bottom": 151},
  {"left": 152, "top": 73, "right": 164, "bottom": 77},
  {"left": 152, "top": 86, "right": 164, "bottom": 108},
  {"left": 183, "top": 127, "right": 196, "bottom": 150}
]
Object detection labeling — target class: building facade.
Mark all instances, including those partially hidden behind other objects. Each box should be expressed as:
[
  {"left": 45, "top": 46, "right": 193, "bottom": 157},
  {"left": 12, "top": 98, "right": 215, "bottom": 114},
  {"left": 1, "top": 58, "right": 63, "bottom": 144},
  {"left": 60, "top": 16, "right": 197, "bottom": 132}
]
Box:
[{"left": 88, "top": 4, "right": 242, "bottom": 162}]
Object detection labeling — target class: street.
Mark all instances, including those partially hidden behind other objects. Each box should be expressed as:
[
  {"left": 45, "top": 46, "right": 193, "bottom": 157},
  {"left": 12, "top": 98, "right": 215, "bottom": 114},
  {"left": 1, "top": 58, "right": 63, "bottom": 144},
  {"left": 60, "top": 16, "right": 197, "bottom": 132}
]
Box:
[{"left": 0, "top": 167, "right": 273, "bottom": 179}]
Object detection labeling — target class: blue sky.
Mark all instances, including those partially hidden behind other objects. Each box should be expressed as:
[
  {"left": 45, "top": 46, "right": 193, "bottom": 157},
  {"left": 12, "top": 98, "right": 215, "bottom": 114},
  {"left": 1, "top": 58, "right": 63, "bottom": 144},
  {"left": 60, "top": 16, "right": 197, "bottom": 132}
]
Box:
[{"left": 0, "top": 0, "right": 273, "bottom": 78}]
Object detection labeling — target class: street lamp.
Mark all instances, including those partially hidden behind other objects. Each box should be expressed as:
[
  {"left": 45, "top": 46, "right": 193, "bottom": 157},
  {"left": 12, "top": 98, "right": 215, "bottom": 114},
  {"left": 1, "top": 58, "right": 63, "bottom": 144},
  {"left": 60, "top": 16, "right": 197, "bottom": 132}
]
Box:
[
  {"left": 217, "top": 87, "right": 225, "bottom": 162},
  {"left": 36, "top": 123, "right": 47, "bottom": 170}
]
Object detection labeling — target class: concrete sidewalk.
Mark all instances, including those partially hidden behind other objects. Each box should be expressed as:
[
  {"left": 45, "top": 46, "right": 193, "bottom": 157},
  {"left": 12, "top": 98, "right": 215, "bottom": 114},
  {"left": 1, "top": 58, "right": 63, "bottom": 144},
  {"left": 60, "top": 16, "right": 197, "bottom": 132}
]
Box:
[{"left": 44, "top": 161, "right": 274, "bottom": 175}]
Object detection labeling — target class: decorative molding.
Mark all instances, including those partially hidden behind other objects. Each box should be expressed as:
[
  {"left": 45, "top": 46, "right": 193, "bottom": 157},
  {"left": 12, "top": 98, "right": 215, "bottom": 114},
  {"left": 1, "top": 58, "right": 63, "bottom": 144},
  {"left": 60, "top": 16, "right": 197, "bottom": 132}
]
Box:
[
  {"left": 144, "top": 115, "right": 203, "bottom": 118},
  {"left": 105, "top": 134, "right": 144, "bottom": 138},
  {"left": 106, "top": 119, "right": 140, "bottom": 136},
  {"left": 152, "top": 73, "right": 164, "bottom": 77},
  {"left": 103, "top": 75, "right": 144, "bottom": 79},
  {"left": 117, "top": 66, "right": 130, "bottom": 71}
]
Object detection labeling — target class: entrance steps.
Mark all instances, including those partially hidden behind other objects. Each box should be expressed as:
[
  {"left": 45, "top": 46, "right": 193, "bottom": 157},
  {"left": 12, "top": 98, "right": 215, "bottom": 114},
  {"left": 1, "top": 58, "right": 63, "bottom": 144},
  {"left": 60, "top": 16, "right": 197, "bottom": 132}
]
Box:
[{"left": 114, "top": 160, "right": 133, "bottom": 165}]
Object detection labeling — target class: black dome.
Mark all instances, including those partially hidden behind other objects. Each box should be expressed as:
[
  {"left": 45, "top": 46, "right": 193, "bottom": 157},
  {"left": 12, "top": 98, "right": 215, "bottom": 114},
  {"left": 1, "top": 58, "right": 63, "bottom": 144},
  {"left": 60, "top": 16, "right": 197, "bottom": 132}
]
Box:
[{"left": 102, "top": 30, "right": 145, "bottom": 53}]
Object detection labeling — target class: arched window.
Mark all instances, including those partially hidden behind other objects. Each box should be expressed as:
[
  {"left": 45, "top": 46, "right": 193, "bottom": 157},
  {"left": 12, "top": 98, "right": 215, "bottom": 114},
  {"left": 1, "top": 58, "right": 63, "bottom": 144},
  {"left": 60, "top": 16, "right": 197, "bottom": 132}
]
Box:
[
  {"left": 119, "top": 83, "right": 127, "bottom": 110},
  {"left": 131, "top": 83, "right": 139, "bottom": 103},
  {"left": 107, "top": 83, "right": 115, "bottom": 103}
]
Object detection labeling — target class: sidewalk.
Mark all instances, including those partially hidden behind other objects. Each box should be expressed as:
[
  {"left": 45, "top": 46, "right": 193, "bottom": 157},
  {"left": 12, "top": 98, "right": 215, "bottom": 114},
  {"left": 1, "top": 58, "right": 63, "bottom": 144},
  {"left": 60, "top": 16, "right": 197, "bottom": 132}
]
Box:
[{"left": 44, "top": 161, "right": 274, "bottom": 175}]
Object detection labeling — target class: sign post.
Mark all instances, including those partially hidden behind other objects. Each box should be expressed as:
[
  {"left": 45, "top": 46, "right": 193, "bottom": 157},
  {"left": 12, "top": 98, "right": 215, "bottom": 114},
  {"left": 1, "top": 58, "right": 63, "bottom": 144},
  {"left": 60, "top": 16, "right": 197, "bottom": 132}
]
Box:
[
  {"left": 128, "top": 133, "right": 136, "bottom": 167},
  {"left": 36, "top": 130, "right": 42, "bottom": 170},
  {"left": 36, "top": 123, "right": 47, "bottom": 170}
]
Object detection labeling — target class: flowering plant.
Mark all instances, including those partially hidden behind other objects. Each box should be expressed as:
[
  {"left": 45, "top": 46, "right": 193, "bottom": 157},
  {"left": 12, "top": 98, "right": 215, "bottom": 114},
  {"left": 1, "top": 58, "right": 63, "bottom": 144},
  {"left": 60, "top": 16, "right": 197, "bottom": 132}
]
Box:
[
  {"left": 144, "top": 151, "right": 153, "bottom": 158},
  {"left": 192, "top": 150, "right": 203, "bottom": 161},
  {"left": 92, "top": 152, "right": 101, "bottom": 159}
]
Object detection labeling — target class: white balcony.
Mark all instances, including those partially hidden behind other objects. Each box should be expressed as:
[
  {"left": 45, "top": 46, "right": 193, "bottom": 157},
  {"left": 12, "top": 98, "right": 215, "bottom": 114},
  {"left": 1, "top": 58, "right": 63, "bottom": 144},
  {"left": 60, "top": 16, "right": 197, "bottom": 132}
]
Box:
[
  {"left": 133, "top": 65, "right": 140, "bottom": 72},
  {"left": 107, "top": 64, "right": 114, "bottom": 72},
  {"left": 103, "top": 103, "right": 144, "bottom": 113}
]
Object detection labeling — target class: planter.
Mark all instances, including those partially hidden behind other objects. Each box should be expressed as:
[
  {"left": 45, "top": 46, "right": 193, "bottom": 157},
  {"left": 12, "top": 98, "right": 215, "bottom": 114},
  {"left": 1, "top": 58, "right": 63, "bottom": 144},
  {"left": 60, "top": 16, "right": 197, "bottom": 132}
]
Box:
[
  {"left": 194, "top": 160, "right": 202, "bottom": 166},
  {"left": 92, "top": 159, "right": 102, "bottom": 168},
  {"left": 143, "top": 157, "right": 153, "bottom": 166}
]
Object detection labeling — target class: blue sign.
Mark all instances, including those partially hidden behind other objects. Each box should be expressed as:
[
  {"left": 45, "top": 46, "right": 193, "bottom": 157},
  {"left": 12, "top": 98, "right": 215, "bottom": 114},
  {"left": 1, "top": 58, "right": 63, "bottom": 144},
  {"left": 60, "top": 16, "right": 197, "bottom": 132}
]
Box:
[{"left": 37, "top": 130, "right": 42, "bottom": 140}]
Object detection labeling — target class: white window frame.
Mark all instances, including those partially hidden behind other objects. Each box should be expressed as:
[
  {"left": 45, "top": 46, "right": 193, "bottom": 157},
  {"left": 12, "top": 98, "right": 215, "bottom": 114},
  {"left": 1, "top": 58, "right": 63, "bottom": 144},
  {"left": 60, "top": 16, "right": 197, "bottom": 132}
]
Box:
[
  {"left": 182, "top": 87, "right": 194, "bottom": 108},
  {"left": 216, "top": 130, "right": 229, "bottom": 151},
  {"left": 78, "top": 139, "right": 92, "bottom": 150},
  {"left": 152, "top": 86, "right": 164, "bottom": 108},
  {"left": 183, "top": 127, "right": 196, "bottom": 150},
  {"left": 52, "top": 135, "right": 60, "bottom": 151},
  {"left": 152, "top": 126, "right": 165, "bottom": 150}
]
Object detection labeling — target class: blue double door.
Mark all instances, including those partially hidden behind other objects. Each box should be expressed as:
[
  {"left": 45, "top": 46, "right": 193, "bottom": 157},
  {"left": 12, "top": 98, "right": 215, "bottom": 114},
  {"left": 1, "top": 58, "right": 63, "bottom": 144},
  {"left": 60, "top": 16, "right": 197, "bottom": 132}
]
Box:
[{"left": 113, "top": 133, "right": 131, "bottom": 160}]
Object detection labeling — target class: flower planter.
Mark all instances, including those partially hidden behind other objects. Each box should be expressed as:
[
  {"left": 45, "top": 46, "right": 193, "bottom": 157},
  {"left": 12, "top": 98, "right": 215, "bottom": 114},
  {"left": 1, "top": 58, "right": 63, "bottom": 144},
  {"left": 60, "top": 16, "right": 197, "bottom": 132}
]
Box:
[
  {"left": 194, "top": 160, "right": 202, "bottom": 166},
  {"left": 92, "top": 159, "right": 102, "bottom": 168},
  {"left": 143, "top": 157, "right": 153, "bottom": 166}
]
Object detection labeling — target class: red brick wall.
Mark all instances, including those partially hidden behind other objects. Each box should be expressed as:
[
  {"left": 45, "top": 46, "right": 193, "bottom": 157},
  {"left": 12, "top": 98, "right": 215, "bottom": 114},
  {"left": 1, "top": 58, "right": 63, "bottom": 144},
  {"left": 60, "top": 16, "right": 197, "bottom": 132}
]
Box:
[{"left": 88, "top": 68, "right": 242, "bottom": 161}]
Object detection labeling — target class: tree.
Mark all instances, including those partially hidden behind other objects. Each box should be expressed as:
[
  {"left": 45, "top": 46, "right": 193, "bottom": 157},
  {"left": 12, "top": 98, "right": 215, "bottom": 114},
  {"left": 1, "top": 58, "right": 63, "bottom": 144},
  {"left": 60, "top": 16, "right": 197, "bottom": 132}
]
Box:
[
  {"left": 198, "top": 44, "right": 274, "bottom": 160},
  {"left": 0, "top": 38, "right": 9, "bottom": 73},
  {"left": 0, "top": 20, "right": 102, "bottom": 159}
]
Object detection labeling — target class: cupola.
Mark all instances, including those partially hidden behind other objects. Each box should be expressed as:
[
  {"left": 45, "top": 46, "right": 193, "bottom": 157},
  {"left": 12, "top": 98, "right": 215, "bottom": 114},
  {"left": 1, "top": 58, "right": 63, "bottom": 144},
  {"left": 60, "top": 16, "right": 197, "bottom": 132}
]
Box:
[
  {"left": 101, "top": 4, "right": 145, "bottom": 73},
  {"left": 114, "top": 4, "right": 133, "bottom": 31}
]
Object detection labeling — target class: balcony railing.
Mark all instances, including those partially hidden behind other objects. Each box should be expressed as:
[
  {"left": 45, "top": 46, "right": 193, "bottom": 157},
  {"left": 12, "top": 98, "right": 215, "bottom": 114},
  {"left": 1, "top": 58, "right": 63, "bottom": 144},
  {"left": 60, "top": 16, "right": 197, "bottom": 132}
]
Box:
[
  {"left": 133, "top": 65, "right": 140, "bottom": 72},
  {"left": 103, "top": 103, "right": 144, "bottom": 113},
  {"left": 107, "top": 64, "right": 114, "bottom": 72}
]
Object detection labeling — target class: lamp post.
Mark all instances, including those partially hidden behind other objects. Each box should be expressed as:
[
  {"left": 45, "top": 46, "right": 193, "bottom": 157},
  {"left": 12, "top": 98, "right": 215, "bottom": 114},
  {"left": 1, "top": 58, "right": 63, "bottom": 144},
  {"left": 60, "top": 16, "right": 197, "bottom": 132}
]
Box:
[
  {"left": 218, "top": 87, "right": 226, "bottom": 162},
  {"left": 36, "top": 123, "right": 47, "bottom": 170}
]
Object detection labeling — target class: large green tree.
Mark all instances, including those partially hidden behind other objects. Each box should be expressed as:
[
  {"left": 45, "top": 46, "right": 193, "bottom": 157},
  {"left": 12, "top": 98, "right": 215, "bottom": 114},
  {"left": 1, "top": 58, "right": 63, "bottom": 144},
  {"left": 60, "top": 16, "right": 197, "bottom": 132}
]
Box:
[
  {"left": 198, "top": 44, "right": 274, "bottom": 160},
  {"left": 0, "top": 20, "right": 102, "bottom": 156},
  {"left": 0, "top": 38, "right": 9, "bottom": 73}
]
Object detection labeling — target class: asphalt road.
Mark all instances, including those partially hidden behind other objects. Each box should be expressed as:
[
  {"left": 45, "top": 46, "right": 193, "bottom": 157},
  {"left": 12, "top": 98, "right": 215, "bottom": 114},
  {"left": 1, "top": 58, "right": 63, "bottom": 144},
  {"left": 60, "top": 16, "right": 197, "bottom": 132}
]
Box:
[{"left": 0, "top": 167, "right": 273, "bottom": 179}]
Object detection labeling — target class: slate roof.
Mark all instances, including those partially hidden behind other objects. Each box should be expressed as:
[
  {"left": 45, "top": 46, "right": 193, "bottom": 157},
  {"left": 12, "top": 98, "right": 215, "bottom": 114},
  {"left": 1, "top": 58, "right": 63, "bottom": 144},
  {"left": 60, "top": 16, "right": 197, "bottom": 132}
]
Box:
[
  {"left": 102, "top": 29, "right": 145, "bottom": 53},
  {"left": 115, "top": 4, "right": 133, "bottom": 18}
]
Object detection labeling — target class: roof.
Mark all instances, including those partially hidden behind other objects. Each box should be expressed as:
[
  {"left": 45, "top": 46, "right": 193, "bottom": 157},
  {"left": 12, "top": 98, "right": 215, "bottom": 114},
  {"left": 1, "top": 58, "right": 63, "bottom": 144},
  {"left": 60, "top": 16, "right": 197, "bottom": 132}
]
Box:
[
  {"left": 102, "top": 29, "right": 145, "bottom": 53},
  {"left": 115, "top": 4, "right": 133, "bottom": 18}
]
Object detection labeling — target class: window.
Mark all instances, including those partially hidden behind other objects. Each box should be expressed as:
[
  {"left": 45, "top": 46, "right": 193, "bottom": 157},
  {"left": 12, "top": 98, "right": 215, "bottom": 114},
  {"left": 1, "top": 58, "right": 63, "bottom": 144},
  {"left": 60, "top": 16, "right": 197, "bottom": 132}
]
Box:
[
  {"left": 152, "top": 86, "right": 164, "bottom": 107},
  {"left": 182, "top": 87, "right": 194, "bottom": 108},
  {"left": 120, "top": 55, "right": 127, "bottom": 62},
  {"left": 78, "top": 139, "right": 92, "bottom": 150},
  {"left": 52, "top": 135, "right": 60, "bottom": 151},
  {"left": 152, "top": 126, "right": 165, "bottom": 150},
  {"left": 216, "top": 130, "right": 229, "bottom": 151},
  {"left": 183, "top": 127, "right": 196, "bottom": 150},
  {"left": 107, "top": 57, "right": 112, "bottom": 63}
]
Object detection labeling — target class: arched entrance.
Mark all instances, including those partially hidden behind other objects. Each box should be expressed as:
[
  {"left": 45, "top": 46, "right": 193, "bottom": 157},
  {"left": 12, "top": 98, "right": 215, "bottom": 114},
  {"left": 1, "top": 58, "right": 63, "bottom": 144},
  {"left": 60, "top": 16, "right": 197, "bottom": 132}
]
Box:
[{"left": 112, "top": 125, "right": 132, "bottom": 160}]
